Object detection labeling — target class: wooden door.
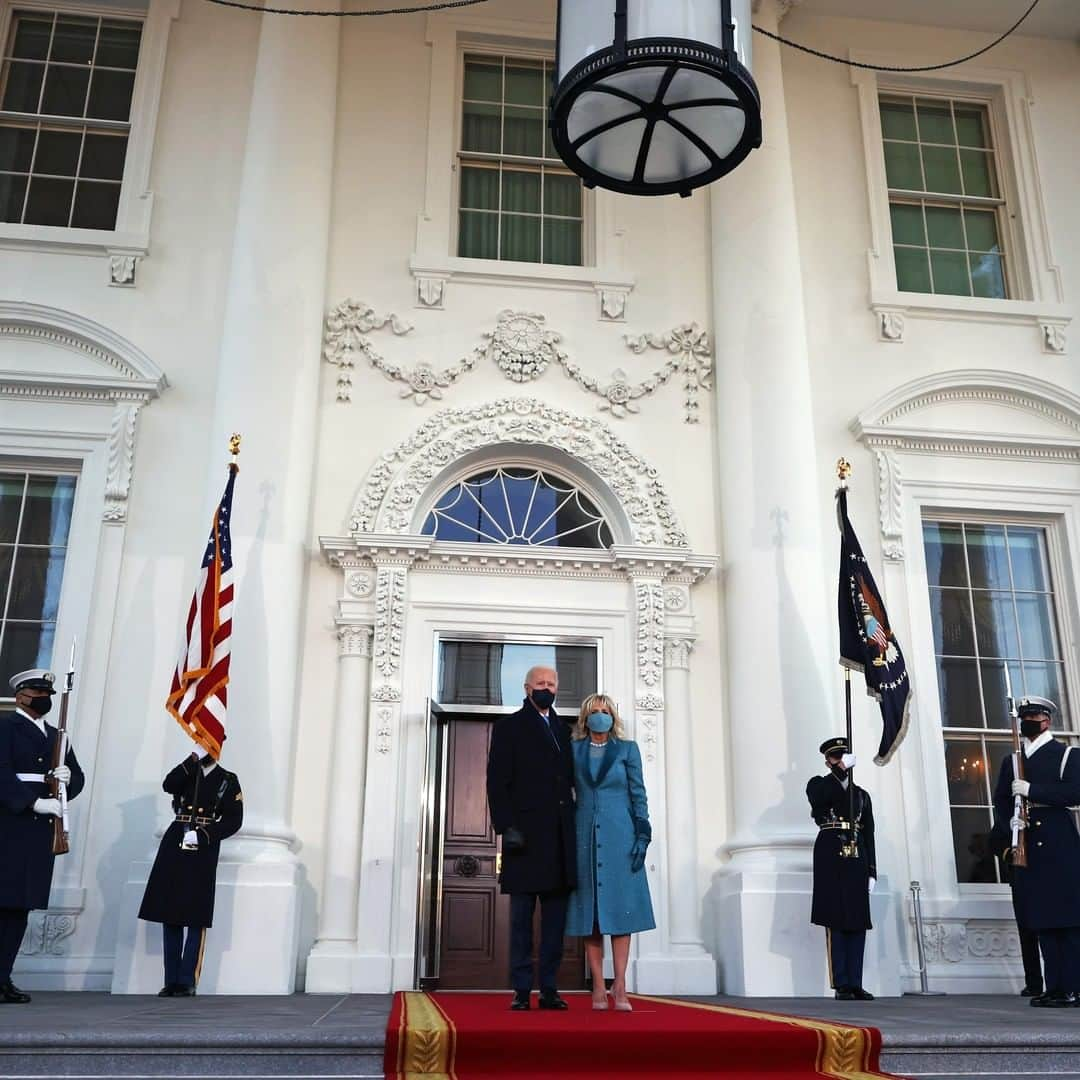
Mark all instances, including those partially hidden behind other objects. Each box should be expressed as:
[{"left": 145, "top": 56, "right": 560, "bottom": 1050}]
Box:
[{"left": 437, "top": 716, "right": 585, "bottom": 990}]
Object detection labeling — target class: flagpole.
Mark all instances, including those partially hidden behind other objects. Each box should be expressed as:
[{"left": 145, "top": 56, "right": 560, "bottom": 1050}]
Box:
[{"left": 837, "top": 458, "right": 858, "bottom": 858}]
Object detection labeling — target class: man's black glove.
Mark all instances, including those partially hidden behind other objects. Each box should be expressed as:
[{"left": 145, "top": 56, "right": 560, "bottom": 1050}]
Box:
[{"left": 502, "top": 826, "right": 526, "bottom": 854}]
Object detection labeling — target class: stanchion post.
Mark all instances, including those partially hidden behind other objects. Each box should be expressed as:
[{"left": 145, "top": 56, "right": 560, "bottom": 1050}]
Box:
[{"left": 904, "top": 880, "right": 946, "bottom": 996}]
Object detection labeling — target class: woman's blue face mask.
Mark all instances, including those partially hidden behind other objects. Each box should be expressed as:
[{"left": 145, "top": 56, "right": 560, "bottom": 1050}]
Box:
[{"left": 586, "top": 711, "right": 613, "bottom": 733}]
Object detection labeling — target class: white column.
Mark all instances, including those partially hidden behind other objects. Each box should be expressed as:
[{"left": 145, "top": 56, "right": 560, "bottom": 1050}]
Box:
[
  {"left": 710, "top": 0, "right": 833, "bottom": 995},
  {"left": 306, "top": 623, "right": 373, "bottom": 991}
]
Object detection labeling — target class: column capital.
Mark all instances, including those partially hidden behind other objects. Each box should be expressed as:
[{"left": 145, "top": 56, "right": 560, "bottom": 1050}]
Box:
[
  {"left": 336, "top": 622, "right": 374, "bottom": 659},
  {"left": 753, "top": 0, "right": 801, "bottom": 27},
  {"left": 664, "top": 637, "right": 695, "bottom": 670}
]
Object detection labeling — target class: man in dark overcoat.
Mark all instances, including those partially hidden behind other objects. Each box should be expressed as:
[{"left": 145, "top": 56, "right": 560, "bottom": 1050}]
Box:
[
  {"left": 138, "top": 746, "right": 243, "bottom": 996},
  {"left": 992, "top": 696, "right": 1080, "bottom": 1007},
  {"left": 807, "top": 736, "right": 877, "bottom": 1001},
  {"left": 486, "top": 665, "right": 576, "bottom": 1010},
  {"left": 0, "top": 668, "right": 84, "bottom": 1004}
]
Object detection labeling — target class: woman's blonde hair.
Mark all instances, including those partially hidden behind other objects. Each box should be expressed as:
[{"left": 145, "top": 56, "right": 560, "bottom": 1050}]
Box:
[{"left": 572, "top": 693, "right": 626, "bottom": 741}]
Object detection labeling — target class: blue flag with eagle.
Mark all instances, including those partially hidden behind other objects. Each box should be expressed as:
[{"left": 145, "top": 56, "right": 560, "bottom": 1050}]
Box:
[{"left": 837, "top": 486, "right": 912, "bottom": 765}]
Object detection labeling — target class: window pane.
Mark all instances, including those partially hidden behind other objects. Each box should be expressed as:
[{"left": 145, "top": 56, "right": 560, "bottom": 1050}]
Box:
[
  {"left": 0, "top": 173, "right": 28, "bottom": 222},
  {"left": 459, "top": 166, "right": 498, "bottom": 210},
  {"left": 500, "top": 213, "right": 540, "bottom": 262},
  {"left": 963, "top": 209, "right": 999, "bottom": 252},
  {"left": 543, "top": 218, "right": 581, "bottom": 265},
  {"left": 1006, "top": 527, "right": 1047, "bottom": 592},
  {"left": 0, "top": 125, "right": 36, "bottom": 172},
  {"left": 80, "top": 132, "right": 127, "bottom": 180},
  {"left": 461, "top": 100, "right": 501, "bottom": 154},
  {"left": 2, "top": 61, "right": 45, "bottom": 113},
  {"left": 970, "top": 253, "right": 1005, "bottom": 299},
  {"left": 925, "top": 204, "right": 964, "bottom": 249},
  {"left": 960, "top": 148, "right": 995, "bottom": 197},
  {"left": 930, "top": 588, "right": 975, "bottom": 656},
  {"left": 71, "top": 179, "right": 120, "bottom": 229},
  {"left": 23, "top": 175, "right": 72, "bottom": 225},
  {"left": 20, "top": 475, "right": 75, "bottom": 545},
  {"left": 1021, "top": 662, "right": 1067, "bottom": 724},
  {"left": 894, "top": 245, "right": 931, "bottom": 292},
  {"left": 12, "top": 16, "right": 53, "bottom": 61},
  {"left": 921, "top": 145, "right": 962, "bottom": 194},
  {"left": 937, "top": 656, "right": 982, "bottom": 726},
  {"left": 96, "top": 20, "right": 142, "bottom": 69},
  {"left": 954, "top": 106, "right": 989, "bottom": 148},
  {"left": 544, "top": 171, "right": 581, "bottom": 217},
  {"left": 34, "top": 128, "right": 81, "bottom": 176},
  {"left": 463, "top": 58, "right": 501, "bottom": 102},
  {"left": 40, "top": 64, "right": 90, "bottom": 117},
  {"left": 879, "top": 99, "right": 916, "bottom": 141},
  {"left": 6, "top": 546, "right": 67, "bottom": 620},
  {"left": 930, "top": 249, "right": 969, "bottom": 295},
  {"left": 981, "top": 659, "right": 1022, "bottom": 730},
  {"left": 503, "top": 106, "right": 543, "bottom": 157},
  {"left": 945, "top": 738, "right": 990, "bottom": 805},
  {"left": 972, "top": 591, "right": 1019, "bottom": 658},
  {"left": 505, "top": 62, "right": 543, "bottom": 107},
  {"left": 458, "top": 209, "right": 497, "bottom": 259},
  {"left": 0, "top": 545, "right": 10, "bottom": 614},
  {"left": 951, "top": 806, "right": 998, "bottom": 883},
  {"left": 501, "top": 169, "right": 539, "bottom": 213},
  {"left": 49, "top": 16, "right": 97, "bottom": 64},
  {"left": 889, "top": 202, "right": 924, "bottom": 245},
  {"left": 883, "top": 140, "right": 922, "bottom": 190},
  {"left": 86, "top": 68, "right": 135, "bottom": 121},
  {"left": 0, "top": 621, "right": 54, "bottom": 678},
  {"left": 924, "top": 522, "right": 968, "bottom": 587},
  {"left": 965, "top": 524, "right": 1009, "bottom": 589},
  {"left": 1016, "top": 593, "right": 1057, "bottom": 660},
  {"left": 917, "top": 99, "right": 955, "bottom": 144}
]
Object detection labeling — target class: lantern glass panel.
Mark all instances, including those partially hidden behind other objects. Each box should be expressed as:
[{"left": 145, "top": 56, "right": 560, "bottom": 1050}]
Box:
[
  {"left": 627, "top": 0, "right": 722, "bottom": 47},
  {"left": 557, "top": 0, "right": 613, "bottom": 81},
  {"left": 578, "top": 115, "right": 647, "bottom": 181},
  {"left": 644, "top": 121, "right": 711, "bottom": 183}
]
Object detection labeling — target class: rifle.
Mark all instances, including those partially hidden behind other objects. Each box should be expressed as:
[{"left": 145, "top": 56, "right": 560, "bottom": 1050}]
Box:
[
  {"left": 1004, "top": 665, "right": 1027, "bottom": 869},
  {"left": 48, "top": 640, "right": 76, "bottom": 856}
]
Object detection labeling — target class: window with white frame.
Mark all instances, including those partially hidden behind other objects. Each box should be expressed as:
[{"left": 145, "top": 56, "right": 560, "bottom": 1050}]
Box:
[
  {"left": 0, "top": 7, "right": 142, "bottom": 230},
  {"left": 0, "top": 469, "right": 76, "bottom": 678},
  {"left": 880, "top": 94, "right": 1008, "bottom": 300},
  {"left": 457, "top": 52, "right": 583, "bottom": 266},
  {"left": 923, "top": 518, "right": 1074, "bottom": 884}
]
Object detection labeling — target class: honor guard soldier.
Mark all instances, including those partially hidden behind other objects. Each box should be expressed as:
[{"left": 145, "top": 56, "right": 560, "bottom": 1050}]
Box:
[
  {"left": 807, "top": 737, "right": 877, "bottom": 1001},
  {"left": 992, "top": 696, "right": 1080, "bottom": 1007},
  {"left": 138, "top": 745, "right": 243, "bottom": 996},
  {"left": 0, "top": 669, "right": 84, "bottom": 1004}
]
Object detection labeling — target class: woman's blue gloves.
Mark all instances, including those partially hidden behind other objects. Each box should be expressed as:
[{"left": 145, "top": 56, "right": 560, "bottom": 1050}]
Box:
[{"left": 630, "top": 818, "right": 651, "bottom": 872}]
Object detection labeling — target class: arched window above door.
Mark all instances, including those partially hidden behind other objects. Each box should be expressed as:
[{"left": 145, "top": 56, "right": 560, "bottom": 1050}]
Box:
[{"left": 421, "top": 466, "right": 614, "bottom": 548}]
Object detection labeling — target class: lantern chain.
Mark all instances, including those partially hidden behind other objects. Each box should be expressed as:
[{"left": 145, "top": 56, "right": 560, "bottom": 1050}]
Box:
[{"left": 199, "top": 0, "right": 489, "bottom": 15}]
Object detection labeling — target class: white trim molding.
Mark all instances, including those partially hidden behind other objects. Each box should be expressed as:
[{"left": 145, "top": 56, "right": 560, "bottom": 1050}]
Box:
[{"left": 851, "top": 54, "right": 1070, "bottom": 351}]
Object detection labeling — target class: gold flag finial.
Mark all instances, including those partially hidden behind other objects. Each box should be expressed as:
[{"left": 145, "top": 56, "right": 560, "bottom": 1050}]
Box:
[
  {"left": 229, "top": 433, "right": 241, "bottom": 459},
  {"left": 837, "top": 457, "right": 852, "bottom": 482}
]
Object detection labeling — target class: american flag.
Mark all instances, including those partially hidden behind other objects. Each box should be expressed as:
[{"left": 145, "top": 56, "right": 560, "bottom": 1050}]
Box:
[{"left": 165, "top": 463, "right": 237, "bottom": 758}]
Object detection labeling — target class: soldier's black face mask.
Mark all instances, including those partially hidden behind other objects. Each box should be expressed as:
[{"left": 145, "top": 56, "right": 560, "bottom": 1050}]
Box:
[
  {"left": 530, "top": 688, "right": 556, "bottom": 710},
  {"left": 1020, "top": 717, "right": 1046, "bottom": 739},
  {"left": 26, "top": 695, "right": 51, "bottom": 716}
]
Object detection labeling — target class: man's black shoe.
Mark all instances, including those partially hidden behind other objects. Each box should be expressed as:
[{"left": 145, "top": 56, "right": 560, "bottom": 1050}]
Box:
[
  {"left": 509, "top": 991, "right": 530, "bottom": 1011},
  {"left": 157, "top": 984, "right": 177, "bottom": 997},
  {"left": 538, "top": 989, "right": 569, "bottom": 1010},
  {"left": 1046, "top": 991, "right": 1078, "bottom": 1008},
  {"left": 834, "top": 987, "right": 854, "bottom": 1001},
  {"left": 171, "top": 985, "right": 196, "bottom": 997},
  {"left": 1030, "top": 992, "right": 1052, "bottom": 1007},
  {"left": 1021, "top": 985, "right": 1044, "bottom": 997},
  {"left": 0, "top": 980, "right": 31, "bottom": 1004},
  {"left": 849, "top": 987, "right": 875, "bottom": 1001}
]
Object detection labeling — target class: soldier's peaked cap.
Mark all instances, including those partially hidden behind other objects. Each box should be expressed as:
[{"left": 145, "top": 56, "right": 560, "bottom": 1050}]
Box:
[
  {"left": 1017, "top": 695, "right": 1057, "bottom": 718},
  {"left": 819, "top": 736, "right": 850, "bottom": 756},
  {"left": 9, "top": 668, "right": 56, "bottom": 694}
]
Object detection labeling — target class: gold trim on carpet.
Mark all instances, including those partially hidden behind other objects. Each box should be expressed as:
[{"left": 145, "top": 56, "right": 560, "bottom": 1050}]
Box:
[
  {"left": 632, "top": 996, "right": 890, "bottom": 1080},
  {"left": 395, "top": 991, "right": 456, "bottom": 1079}
]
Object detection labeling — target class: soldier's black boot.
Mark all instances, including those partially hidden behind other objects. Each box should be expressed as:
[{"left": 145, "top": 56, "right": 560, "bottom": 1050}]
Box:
[
  {"left": 171, "top": 985, "right": 196, "bottom": 998},
  {"left": 1020, "top": 984, "right": 1044, "bottom": 997},
  {"left": 850, "top": 987, "right": 875, "bottom": 1001},
  {"left": 834, "top": 986, "right": 854, "bottom": 1001},
  {"left": 1031, "top": 991, "right": 1054, "bottom": 1007},
  {"left": 157, "top": 984, "right": 179, "bottom": 997},
  {"left": 0, "top": 980, "right": 31, "bottom": 1004}
]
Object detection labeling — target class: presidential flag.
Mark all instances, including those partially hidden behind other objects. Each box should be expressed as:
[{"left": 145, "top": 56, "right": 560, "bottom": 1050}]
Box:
[
  {"left": 837, "top": 486, "right": 912, "bottom": 765},
  {"left": 165, "top": 463, "right": 237, "bottom": 758}
]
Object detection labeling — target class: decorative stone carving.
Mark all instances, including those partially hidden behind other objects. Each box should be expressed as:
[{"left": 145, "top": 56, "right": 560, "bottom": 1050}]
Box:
[
  {"left": 921, "top": 921, "right": 967, "bottom": 964},
  {"left": 664, "top": 637, "right": 694, "bottom": 670},
  {"left": 596, "top": 285, "right": 630, "bottom": 322},
  {"left": 620, "top": 323, "right": 713, "bottom": 422},
  {"left": 1041, "top": 321, "right": 1067, "bottom": 355},
  {"left": 108, "top": 253, "right": 139, "bottom": 288},
  {"left": 371, "top": 684, "right": 401, "bottom": 702},
  {"left": 638, "top": 709, "right": 658, "bottom": 761},
  {"left": 322, "top": 300, "right": 416, "bottom": 402},
  {"left": 373, "top": 568, "right": 406, "bottom": 678},
  {"left": 19, "top": 911, "right": 77, "bottom": 956},
  {"left": 635, "top": 582, "right": 665, "bottom": 688},
  {"left": 346, "top": 572, "right": 373, "bottom": 598},
  {"left": 415, "top": 273, "right": 447, "bottom": 310},
  {"left": 487, "top": 310, "right": 561, "bottom": 382},
  {"left": 103, "top": 401, "right": 142, "bottom": 524},
  {"left": 921, "top": 920, "right": 1020, "bottom": 963},
  {"left": 877, "top": 309, "right": 905, "bottom": 343},
  {"left": 636, "top": 693, "right": 664, "bottom": 711},
  {"left": 873, "top": 450, "right": 904, "bottom": 562},
  {"left": 664, "top": 587, "right": 688, "bottom": 612},
  {"left": 337, "top": 624, "right": 373, "bottom": 658},
  {"left": 374, "top": 707, "right": 393, "bottom": 755},
  {"left": 348, "top": 398, "right": 689, "bottom": 548}
]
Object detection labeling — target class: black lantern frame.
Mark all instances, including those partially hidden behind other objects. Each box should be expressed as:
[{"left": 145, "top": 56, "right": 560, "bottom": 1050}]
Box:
[{"left": 550, "top": 0, "right": 761, "bottom": 198}]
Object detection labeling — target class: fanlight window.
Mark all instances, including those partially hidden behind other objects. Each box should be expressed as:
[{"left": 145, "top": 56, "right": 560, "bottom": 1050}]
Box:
[{"left": 422, "top": 467, "right": 613, "bottom": 548}]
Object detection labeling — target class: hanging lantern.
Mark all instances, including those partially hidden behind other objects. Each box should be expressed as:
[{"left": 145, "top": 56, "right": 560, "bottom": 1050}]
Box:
[{"left": 550, "top": 0, "right": 761, "bottom": 198}]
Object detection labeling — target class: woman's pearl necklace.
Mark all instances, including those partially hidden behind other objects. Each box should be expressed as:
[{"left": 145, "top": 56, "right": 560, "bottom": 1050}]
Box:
[{"left": 589, "top": 739, "right": 607, "bottom": 747}]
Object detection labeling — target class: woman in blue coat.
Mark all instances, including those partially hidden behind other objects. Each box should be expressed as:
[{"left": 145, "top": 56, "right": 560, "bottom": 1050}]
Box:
[{"left": 565, "top": 693, "right": 655, "bottom": 1011}]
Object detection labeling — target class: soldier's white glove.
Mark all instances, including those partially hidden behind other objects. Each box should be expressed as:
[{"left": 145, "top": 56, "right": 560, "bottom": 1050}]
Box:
[
  {"left": 868, "top": 877, "right": 877, "bottom": 894},
  {"left": 32, "top": 798, "right": 62, "bottom": 817},
  {"left": 841, "top": 753, "right": 856, "bottom": 770},
  {"left": 1010, "top": 815, "right": 1026, "bottom": 832},
  {"left": 1012, "top": 779, "right": 1031, "bottom": 797},
  {"left": 50, "top": 765, "right": 71, "bottom": 784}
]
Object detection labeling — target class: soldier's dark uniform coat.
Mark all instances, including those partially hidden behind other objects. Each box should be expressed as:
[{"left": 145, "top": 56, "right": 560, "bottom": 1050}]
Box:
[
  {"left": 139, "top": 757, "right": 243, "bottom": 929},
  {"left": 807, "top": 773, "right": 876, "bottom": 931},
  {"left": 0, "top": 711, "right": 84, "bottom": 909},
  {"left": 487, "top": 700, "right": 576, "bottom": 895},
  {"left": 992, "top": 738, "right": 1080, "bottom": 929}
]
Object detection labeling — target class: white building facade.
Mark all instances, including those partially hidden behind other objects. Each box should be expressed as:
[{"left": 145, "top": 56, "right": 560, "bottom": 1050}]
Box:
[{"left": 1, "top": 0, "right": 1077, "bottom": 997}]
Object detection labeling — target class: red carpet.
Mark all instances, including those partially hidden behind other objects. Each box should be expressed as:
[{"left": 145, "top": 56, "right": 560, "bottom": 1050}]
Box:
[{"left": 384, "top": 991, "right": 902, "bottom": 1078}]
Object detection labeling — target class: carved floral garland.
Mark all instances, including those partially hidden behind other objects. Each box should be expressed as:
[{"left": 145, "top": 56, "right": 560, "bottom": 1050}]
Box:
[{"left": 323, "top": 302, "right": 712, "bottom": 423}]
